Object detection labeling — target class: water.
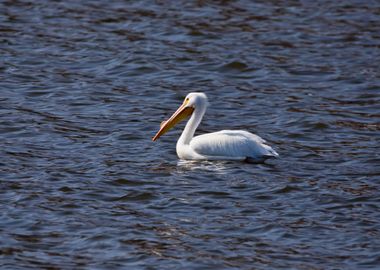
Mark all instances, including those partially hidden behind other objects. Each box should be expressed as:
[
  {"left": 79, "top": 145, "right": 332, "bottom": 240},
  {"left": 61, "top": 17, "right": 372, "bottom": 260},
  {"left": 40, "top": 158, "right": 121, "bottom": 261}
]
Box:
[{"left": 1, "top": 0, "right": 379, "bottom": 269}]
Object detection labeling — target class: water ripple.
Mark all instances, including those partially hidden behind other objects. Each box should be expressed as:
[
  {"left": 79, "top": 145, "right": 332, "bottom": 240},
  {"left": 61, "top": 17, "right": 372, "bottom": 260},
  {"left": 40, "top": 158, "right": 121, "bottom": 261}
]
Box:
[{"left": 1, "top": 0, "right": 380, "bottom": 269}]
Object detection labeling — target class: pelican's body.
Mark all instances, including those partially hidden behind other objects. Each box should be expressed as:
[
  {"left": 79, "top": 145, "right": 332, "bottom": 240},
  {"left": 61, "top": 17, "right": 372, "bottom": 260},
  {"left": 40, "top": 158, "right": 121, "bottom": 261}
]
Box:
[{"left": 153, "top": 92, "right": 278, "bottom": 162}]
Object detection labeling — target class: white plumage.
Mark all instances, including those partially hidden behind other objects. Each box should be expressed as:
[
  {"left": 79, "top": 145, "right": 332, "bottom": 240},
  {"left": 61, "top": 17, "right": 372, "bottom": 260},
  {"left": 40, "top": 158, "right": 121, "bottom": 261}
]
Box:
[
  {"left": 190, "top": 130, "right": 278, "bottom": 160},
  {"left": 153, "top": 92, "right": 278, "bottom": 162}
]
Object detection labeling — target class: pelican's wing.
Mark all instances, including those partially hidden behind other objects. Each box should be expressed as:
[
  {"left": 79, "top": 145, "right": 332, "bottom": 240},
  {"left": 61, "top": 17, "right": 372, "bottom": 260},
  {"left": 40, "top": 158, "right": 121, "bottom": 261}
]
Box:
[{"left": 190, "top": 130, "right": 278, "bottom": 160}]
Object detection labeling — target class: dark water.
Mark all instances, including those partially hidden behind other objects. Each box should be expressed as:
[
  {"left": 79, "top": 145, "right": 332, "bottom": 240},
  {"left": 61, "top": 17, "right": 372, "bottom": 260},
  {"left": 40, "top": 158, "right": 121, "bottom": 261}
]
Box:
[{"left": 1, "top": 0, "right": 380, "bottom": 269}]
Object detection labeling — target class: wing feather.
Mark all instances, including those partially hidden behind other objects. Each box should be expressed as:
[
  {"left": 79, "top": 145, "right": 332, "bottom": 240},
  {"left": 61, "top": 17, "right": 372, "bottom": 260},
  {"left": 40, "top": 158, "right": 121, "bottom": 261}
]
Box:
[{"left": 190, "top": 130, "right": 278, "bottom": 159}]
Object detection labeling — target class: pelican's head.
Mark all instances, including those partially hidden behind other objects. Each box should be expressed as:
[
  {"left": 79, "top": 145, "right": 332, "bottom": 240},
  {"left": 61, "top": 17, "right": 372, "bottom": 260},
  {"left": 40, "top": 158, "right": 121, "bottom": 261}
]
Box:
[
  {"left": 152, "top": 92, "right": 208, "bottom": 141},
  {"left": 184, "top": 92, "right": 208, "bottom": 108}
]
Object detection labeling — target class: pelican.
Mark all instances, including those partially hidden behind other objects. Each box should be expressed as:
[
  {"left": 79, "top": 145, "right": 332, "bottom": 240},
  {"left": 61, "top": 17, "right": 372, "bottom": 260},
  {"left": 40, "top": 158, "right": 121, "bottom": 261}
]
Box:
[{"left": 152, "top": 92, "right": 279, "bottom": 162}]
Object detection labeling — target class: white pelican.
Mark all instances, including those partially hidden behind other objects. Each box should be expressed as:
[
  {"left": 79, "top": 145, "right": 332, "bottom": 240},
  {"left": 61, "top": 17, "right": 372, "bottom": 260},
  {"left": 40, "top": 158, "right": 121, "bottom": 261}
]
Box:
[{"left": 152, "top": 92, "right": 279, "bottom": 162}]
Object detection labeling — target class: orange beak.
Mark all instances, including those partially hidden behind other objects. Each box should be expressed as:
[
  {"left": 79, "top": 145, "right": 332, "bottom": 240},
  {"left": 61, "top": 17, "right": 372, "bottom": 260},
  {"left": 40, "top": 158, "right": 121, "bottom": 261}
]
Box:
[{"left": 152, "top": 99, "right": 194, "bottom": 141}]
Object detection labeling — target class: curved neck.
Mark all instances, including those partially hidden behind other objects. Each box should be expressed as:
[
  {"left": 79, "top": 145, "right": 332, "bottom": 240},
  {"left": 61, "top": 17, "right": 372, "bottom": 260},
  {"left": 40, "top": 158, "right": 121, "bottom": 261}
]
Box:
[{"left": 177, "top": 104, "right": 206, "bottom": 146}]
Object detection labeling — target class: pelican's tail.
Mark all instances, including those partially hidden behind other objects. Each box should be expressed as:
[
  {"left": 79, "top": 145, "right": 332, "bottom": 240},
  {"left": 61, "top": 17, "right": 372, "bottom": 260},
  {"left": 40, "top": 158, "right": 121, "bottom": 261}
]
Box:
[{"left": 263, "top": 144, "right": 279, "bottom": 158}]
